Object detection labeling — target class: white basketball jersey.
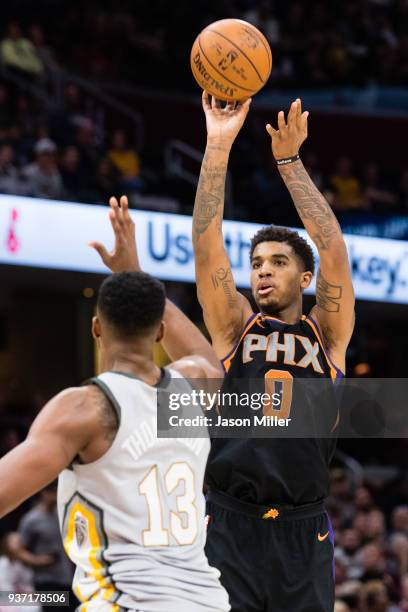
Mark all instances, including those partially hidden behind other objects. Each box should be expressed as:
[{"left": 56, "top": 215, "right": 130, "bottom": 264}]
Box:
[{"left": 57, "top": 369, "right": 229, "bottom": 612}]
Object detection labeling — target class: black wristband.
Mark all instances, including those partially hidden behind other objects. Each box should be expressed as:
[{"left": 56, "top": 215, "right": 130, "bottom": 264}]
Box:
[{"left": 276, "top": 154, "right": 300, "bottom": 166}]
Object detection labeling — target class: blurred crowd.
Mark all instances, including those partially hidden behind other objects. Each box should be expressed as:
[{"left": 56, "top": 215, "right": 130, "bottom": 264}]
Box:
[
  {"left": 0, "top": 80, "right": 144, "bottom": 206},
  {"left": 0, "top": 78, "right": 407, "bottom": 223},
  {"left": 229, "top": 139, "right": 408, "bottom": 225},
  {"left": 328, "top": 469, "right": 408, "bottom": 612},
  {"left": 2, "top": 0, "right": 407, "bottom": 90},
  {"left": 0, "top": 482, "right": 76, "bottom": 612},
  {"left": 0, "top": 5, "right": 407, "bottom": 222}
]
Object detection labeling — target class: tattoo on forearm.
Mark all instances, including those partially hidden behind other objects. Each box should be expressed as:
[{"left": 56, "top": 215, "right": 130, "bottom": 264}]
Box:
[
  {"left": 279, "top": 161, "right": 340, "bottom": 250},
  {"left": 193, "top": 148, "right": 228, "bottom": 236},
  {"left": 316, "top": 270, "right": 342, "bottom": 312},
  {"left": 211, "top": 267, "right": 238, "bottom": 308}
]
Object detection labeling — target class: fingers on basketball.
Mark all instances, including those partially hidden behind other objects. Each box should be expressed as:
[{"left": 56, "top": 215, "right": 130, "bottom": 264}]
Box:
[
  {"left": 211, "top": 96, "right": 222, "bottom": 110},
  {"left": 239, "top": 98, "right": 252, "bottom": 115},
  {"left": 202, "top": 91, "right": 211, "bottom": 112}
]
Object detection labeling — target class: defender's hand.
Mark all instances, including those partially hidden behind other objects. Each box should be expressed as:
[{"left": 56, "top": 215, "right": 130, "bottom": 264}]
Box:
[
  {"left": 202, "top": 91, "right": 251, "bottom": 149},
  {"left": 89, "top": 195, "right": 140, "bottom": 272},
  {"left": 266, "top": 98, "right": 308, "bottom": 160}
]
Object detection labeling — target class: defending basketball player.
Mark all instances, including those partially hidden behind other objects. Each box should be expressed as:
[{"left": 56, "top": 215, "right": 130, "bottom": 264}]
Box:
[
  {"left": 192, "top": 93, "right": 355, "bottom": 612},
  {"left": 0, "top": 197, "right": 229, "bottom": 612}
]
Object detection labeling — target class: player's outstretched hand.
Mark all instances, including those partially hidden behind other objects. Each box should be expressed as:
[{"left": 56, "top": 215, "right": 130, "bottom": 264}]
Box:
[
  {"left": 266, "top": 98, "right": 308, "bottom": 160},
  {"left": 89, "top": 195, "right": 140, "bottom": 273},
  {"left": 202, "top": 91, "right": 251, "bottom": 149}
]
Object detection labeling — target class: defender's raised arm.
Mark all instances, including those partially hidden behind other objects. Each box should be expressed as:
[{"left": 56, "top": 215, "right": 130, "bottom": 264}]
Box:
[
  {"left": 193, "top": 92, "right": 253, "bottom": 358},
  {"left": 90, "top": 195, "right": 222, "bottom": 377},
  {"left": 266, "top": 99, "right": 355, "bottom": 372}
]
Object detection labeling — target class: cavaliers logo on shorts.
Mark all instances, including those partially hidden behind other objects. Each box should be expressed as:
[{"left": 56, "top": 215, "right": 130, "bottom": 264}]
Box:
[{"left": 74, "top": 515, "right": 88, "bottom": 548}]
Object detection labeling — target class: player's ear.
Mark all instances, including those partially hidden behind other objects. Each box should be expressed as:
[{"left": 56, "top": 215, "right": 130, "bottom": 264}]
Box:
[
  {"left": 300, "top": 271, "right": 313, "bottom": 290},
  {"left": 92, "top": 315, "right": 101, "bottom": 340},
  {"left": 155, "top": 321, "right": 165, "bottom": 343}
]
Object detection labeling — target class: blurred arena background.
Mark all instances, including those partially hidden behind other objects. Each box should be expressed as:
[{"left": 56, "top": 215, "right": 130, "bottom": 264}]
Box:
[{"left": 0, "top": 1, "right": 407, "bottom": 610}]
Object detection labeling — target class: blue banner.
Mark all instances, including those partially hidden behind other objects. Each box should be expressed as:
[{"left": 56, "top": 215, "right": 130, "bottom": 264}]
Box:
[{"left": 0, "top": 195, "right": 408, "bottom": 305}]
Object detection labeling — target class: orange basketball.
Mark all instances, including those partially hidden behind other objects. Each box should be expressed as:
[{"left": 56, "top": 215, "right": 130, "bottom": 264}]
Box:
[{"left": 190, "top": 19, "right": 272, "bottom": 102}]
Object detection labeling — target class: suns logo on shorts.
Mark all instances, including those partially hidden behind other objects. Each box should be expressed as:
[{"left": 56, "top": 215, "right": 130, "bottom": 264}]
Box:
[{"left": 262, "top": 508, "right": 279, "bottom": 520}]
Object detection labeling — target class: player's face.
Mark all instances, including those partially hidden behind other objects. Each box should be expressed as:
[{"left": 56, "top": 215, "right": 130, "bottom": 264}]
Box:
[{"left": 250, "top": 241, "right": 310, "bottom": 314}]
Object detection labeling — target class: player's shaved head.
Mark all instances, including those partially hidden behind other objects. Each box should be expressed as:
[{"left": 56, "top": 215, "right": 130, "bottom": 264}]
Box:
[{"left": 97, "top": 271, "right": 165, "bottom": 338}]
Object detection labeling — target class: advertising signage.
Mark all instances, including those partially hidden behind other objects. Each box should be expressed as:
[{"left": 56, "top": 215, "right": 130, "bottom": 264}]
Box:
[{"left": 1, "top": 195, "right": 407, "bottom": 304}]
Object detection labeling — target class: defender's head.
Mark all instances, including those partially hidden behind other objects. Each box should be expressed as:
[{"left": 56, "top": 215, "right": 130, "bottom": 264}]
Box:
[
  {"left": 92, "top": 271, "right": 166, "bottom": 346},
  {"left": 250, "top": 226, "right": 314, "bottom": 315}
]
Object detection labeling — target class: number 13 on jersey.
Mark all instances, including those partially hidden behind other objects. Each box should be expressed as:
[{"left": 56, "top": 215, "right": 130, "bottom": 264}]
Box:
[{"left": 139, "top": 462, "right": 198, "bottom": 546}]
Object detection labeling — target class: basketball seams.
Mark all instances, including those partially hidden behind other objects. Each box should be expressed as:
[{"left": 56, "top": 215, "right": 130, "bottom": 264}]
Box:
[
  {"left": 197, "top": 36, "right": 254, "bottom": 93},
  {"left": 206, "top": 28, "right": 266, "bottom": 84},
  {"left": 235, "top": 19, "right": 272, "bottom": 72},
  {"left": 190, "top": 19, "right": 272, "bottom": 100}
]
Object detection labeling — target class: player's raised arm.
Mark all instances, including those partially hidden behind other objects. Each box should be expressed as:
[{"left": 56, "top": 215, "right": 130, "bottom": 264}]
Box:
[
  {"left": 90, "top": 195, "right": 222, "bottom": 374},
  {"left": 266, "top": 99, "right": 355, "bottom": 372},
  {"left": 0, "top": 387, "right": 97, "bottom": 518},
  {"left": 193, "top": 92, "right": 253, "bottom": 358}
]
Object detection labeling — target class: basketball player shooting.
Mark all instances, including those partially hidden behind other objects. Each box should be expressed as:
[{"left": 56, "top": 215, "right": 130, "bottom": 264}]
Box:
[
  {"left": 192, "top": 94, "right": 355, "bottom": 612},
  {"left": 0, "top": 197, "right": 229, "bottom": 612}
]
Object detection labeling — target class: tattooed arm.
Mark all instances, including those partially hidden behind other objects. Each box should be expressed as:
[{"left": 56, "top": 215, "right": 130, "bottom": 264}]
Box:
[
  {"left": 266, "top": 100, "right": 354, "bottom": 371},
  {"left": 193, "top": 93, "right": 253, "bottom": 358}
]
